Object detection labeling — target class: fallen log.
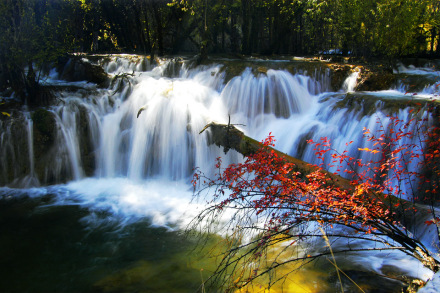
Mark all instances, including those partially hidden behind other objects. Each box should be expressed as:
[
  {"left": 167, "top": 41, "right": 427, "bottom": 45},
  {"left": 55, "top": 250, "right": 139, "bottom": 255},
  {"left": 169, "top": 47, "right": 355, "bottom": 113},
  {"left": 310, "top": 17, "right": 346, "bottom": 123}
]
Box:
[
  {"left": 200, "top": 122, "right": 354, "bottom": 192},
  {"left": 199, "top": 122, "right": 440, "bottom": 272}
]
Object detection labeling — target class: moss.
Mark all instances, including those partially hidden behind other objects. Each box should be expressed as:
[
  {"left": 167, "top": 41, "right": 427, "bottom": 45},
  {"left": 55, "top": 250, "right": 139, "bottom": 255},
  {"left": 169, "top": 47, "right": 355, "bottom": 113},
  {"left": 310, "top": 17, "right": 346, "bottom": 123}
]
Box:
[
  {"left": 200, "top": 57, "right": 330, "bottom": 84},
  {"left": 32, "top": 108, "right": 57, "bottom": 183},
  {"left": 239, "top": 135, "right": 261, "bottom": 156},
  {"left": 328, "top": 64, "right": 353, "bottom": 91},
  {"left": 333, "top": 93, "right": 435, "bottom": 118},
  {"left": 356, "top": 68, "right": 396, "bottom": 91},
  {"left": 32, "top": 109, "right": 56, "bottom": 152},
  {"left": 58, "top": 55, "right": 110, "bottom": 88}
]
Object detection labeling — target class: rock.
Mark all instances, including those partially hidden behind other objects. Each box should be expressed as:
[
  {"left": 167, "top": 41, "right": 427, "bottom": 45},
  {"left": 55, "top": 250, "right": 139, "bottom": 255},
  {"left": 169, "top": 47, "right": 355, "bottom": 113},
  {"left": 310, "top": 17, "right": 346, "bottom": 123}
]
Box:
[
  {"left": 32, "top": 109, "right": 56, "bottom": 156},
  {"left": 58, "top": 55, "right": 110, "bottom": 87},
  {"left": 32, "top": 109, "right": 57, "bottom": 184},
  {"left": 329, "top": 64, "right": 353, "bottom": 91},
  {"left": 327, "top": 62, "right": 397, "bottom": 92},
  {"left": 257, "top": 66, "right": 268, "bottom": 74},
  {"left": 356, "top": 65, "right": 396, "bottom": 91}
]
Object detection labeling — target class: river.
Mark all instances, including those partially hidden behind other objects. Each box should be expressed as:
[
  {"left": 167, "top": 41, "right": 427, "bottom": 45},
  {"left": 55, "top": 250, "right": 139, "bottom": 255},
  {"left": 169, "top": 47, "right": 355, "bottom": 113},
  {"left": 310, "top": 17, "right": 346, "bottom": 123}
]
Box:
[{"left": 0, "top": 55, "right": 439, "bottom": 292}]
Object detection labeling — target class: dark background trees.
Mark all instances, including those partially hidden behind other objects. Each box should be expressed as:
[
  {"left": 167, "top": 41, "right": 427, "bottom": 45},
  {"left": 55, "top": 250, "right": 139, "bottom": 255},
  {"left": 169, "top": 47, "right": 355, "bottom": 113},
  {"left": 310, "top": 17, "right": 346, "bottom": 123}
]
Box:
[
  {"left": 2, "top": 0, "right": 439, "bottom": 58},
  {"left": 0, "top": 0, "right": 439, "bottom": 105}
]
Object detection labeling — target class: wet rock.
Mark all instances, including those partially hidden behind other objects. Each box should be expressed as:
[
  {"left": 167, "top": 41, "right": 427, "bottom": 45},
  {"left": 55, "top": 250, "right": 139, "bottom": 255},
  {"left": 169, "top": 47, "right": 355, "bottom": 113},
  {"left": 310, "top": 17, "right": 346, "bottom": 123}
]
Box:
[
  {"left": 329, "top": 64, "right": 353, "bottom": 91},
  {"left": 327, "top": 62, "right": 397, "bottom": 92},
  {"left": 356, "top": 65, "right": 396, "bottom": 91},
  {"left": 58, "top": 55, "right": 110, "bottom": 87},
  {"left": 32, "top": 108, "right": 57, "bottom": 184},
  {"left": 32, "top": 109, "right": 56, "bottom": 156},
  {"left": 333, "top": 92, "right": 433, "bottom": 118},
  {"left": 257, "top": 66, "right": 268, "bottom": 74}
]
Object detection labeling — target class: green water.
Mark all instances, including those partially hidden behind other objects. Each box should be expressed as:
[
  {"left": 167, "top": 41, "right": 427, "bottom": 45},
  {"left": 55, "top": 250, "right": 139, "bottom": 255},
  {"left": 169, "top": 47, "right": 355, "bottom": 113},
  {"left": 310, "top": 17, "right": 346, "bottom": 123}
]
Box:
[
  {"left": 0, "top": 194, "right": 209, "bottom": 292},
  {"left": 0, "top": 192, "right": 412, "bottom": 293}
]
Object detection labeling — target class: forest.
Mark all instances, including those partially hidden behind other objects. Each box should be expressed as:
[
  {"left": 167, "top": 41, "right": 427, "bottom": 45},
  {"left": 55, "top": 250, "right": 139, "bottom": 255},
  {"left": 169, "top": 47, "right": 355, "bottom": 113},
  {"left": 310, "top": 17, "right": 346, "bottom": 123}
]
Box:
[
  {"left": 1, "top": 0, "right": 439, "bottom": 66},
  {"left": 1, "top": 0, "right": 439, "bottom": 106},
  {"left": 1, "top": 1, "right": 440, "bottom": 292}
]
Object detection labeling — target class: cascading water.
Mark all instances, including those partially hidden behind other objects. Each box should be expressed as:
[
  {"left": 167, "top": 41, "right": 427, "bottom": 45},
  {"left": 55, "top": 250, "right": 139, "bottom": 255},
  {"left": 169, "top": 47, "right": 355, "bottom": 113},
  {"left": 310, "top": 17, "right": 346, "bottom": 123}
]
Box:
[
  {"left": 342, "top": 69, "right": 360, "bottom": 92},
  {"left": 0, "top": 55, "right": 438, "bottom": 291}
]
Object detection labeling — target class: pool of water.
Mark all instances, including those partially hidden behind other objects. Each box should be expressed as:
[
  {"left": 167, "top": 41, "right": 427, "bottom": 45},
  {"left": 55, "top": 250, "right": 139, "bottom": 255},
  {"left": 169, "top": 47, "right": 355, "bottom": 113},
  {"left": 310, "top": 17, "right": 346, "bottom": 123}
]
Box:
[{"left": 0, "top": 185, "right": 422, "bottom": 293}]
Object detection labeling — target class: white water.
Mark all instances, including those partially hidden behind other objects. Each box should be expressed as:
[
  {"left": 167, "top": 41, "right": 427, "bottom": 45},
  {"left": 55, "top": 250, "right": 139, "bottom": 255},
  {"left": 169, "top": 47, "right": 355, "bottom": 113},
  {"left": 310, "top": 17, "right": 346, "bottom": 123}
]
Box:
[
  {"left": 1, "top": 55, "right": 439, "bottom": 282},
  {"left": 2, "top": 56, "right": 438, "bottom": 214},
  {"left": 342, "top": 69, "right": 360, "bottom": 92},
  {"left": 1, "top": 56, "right": 438, "bottom": 212}
]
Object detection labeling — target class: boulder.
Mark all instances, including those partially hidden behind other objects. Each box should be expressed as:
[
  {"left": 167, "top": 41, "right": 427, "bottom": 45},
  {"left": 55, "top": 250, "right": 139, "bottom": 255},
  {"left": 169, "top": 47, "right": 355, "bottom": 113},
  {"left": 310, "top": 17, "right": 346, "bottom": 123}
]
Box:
[{"left": 58, "top": 55, "right": 110, "bottom": 87}]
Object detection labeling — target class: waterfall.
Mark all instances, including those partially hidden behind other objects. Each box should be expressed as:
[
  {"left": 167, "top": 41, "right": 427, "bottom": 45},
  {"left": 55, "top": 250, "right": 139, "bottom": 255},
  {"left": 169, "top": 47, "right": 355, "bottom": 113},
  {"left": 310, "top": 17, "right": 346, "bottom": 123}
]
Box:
[
  {"left": 342, "top": 69, "right": 360, "bottom": 92},
  {"left": 0, "top": 55, "right": 438, "bottom": 289},
  {"left": 22, "top": 113, "right": 40, "bottom": 187},
  {"left": 41, "top": 59, "right": 236, "bottom": 182},
  {"left": 0, "top": 56, "right": 436, "bottom": 194}
]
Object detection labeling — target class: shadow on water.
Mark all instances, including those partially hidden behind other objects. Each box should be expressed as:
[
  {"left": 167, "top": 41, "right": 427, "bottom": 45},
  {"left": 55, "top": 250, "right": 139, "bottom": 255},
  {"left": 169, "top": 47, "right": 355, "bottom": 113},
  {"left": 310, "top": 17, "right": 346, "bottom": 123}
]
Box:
[
  {"left": 0, "top": 189, "right": 414, "bottom": 293},
  {"left": 0, "top": 192, "right": 210, "bottom": 293}
]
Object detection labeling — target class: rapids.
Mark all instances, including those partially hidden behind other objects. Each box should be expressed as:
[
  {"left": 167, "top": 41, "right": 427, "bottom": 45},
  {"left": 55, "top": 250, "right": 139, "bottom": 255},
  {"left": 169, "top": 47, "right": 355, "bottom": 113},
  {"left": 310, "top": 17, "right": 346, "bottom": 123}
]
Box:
[{"left": 0, "top": 55, "right": 439, "bottom": 292}]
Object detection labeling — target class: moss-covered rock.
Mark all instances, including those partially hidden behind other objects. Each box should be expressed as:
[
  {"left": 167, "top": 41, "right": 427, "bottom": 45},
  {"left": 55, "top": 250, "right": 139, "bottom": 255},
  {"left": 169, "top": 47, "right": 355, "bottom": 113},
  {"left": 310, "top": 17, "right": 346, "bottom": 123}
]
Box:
[
  {"left": 356, "top": 65, "right": 396, "bottom": 91},
  {"left": 32, "top": 109, "right": 56, "bottom": 155},
  {"left": 58, "top": 55, "right": 110, "bottom": 87},
  {"left": 328, "top": 64, "right": 353, "bottom": 91},
  {"left": 332, "top": 92, "right": 435, "bottom": 118},
  {"left": 32, "top": 108, "right": 57, "bottom": 183}
]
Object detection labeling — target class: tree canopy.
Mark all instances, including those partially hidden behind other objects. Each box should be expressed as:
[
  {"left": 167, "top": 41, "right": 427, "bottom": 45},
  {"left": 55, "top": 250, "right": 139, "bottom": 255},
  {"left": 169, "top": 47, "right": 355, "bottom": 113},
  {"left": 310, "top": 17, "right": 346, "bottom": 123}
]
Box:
[
  {"left": 0, "top": 0, "right": 438, "bottom": 59},
  {"left": 0, "top": 0, "right": 439, "bottom": 104}
]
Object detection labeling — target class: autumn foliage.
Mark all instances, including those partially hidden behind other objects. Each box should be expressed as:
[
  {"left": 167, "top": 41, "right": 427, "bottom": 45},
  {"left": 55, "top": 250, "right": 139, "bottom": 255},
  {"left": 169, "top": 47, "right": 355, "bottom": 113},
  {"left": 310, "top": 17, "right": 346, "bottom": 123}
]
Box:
[
  {"left": 194, "top": 133, "right": 392, "bottom": 234},
  {"left": 191, "top": 104, "right": 440, "bottom": 290}
]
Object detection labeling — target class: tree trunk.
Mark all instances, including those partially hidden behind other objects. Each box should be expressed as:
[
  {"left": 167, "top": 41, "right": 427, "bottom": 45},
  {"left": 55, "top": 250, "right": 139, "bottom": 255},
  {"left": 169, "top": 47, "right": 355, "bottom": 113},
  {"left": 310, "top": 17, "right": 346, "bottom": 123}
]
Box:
[
  {"left": 241, "top": 0, "right": 251, "bottom": 55},
  {"left": 151, "top": 3, "right": 164, "bottom": 56}
]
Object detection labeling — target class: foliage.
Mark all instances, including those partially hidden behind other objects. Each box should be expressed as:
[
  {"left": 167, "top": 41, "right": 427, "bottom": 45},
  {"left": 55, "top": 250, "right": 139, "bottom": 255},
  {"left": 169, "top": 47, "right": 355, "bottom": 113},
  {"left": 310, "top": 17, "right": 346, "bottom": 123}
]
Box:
[
  {"left": 156, "top": 0, "right": 440, "bottom": 57},
  {"left": 191, "top": 107, "right": 440, "bottom": 290},
  {"left": 0, "top": 0, "right": 78, "bottom": 105},
  {"left": 0, "top": 0, "right": 438, "bottom": 106}
]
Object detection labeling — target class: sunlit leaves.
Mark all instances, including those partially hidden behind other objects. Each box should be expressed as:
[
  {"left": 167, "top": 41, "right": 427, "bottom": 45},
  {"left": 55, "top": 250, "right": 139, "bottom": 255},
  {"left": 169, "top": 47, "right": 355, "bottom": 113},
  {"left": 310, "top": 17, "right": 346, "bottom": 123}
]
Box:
[
  {"left": 193, "top": 131, "right": 396, "bottom": 238},
  {"left": 192, "top": 103, "right": 440, "bottom": 288}
]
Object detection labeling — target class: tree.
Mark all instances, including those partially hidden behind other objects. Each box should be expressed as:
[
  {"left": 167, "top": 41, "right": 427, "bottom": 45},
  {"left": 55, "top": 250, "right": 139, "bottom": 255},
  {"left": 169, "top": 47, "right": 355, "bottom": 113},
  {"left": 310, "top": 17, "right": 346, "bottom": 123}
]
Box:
[
  {"left": 191, "top": 106, "right": 440, "bottom": 291},
  {"left": 0, "top": 0, "right": 78, "bottom": 105}
]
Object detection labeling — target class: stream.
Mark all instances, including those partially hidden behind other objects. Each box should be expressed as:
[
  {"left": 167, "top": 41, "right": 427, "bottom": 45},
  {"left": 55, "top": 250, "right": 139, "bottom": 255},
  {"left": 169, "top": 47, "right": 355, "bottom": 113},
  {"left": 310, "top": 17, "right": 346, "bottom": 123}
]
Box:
[{"left": 0, "top": 55, "right": 439, "bottom": 292}]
